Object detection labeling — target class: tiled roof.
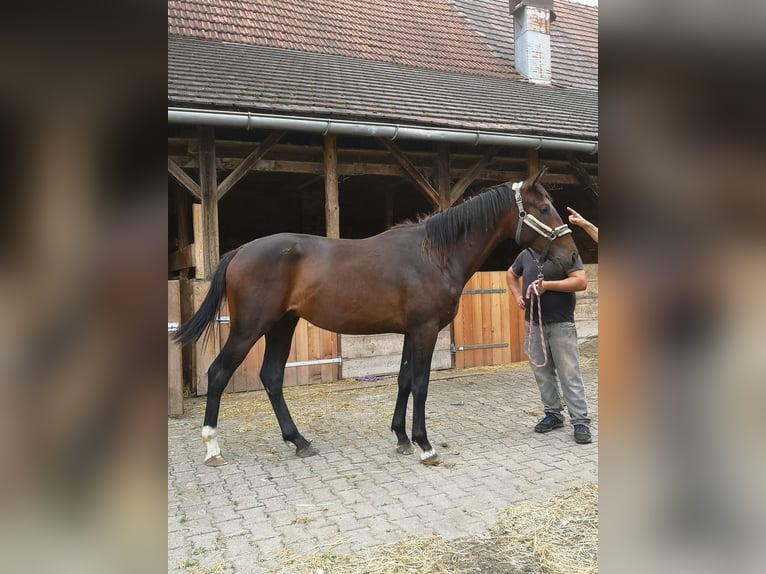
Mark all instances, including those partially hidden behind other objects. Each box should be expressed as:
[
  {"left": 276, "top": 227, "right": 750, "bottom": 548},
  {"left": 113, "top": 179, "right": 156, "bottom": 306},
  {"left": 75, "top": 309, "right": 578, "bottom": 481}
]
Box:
[
  {"left": 450, "top": 0, "right": 598, "bottom": 90},
  {"left": 168, "top": 35, "right": 597, "bottom": 140},
  {"left": 168, "top": 0, "right": 521, "bottom": 81},
  {"left": 167, "top": 0, "right": 597, "bottom": 90}
]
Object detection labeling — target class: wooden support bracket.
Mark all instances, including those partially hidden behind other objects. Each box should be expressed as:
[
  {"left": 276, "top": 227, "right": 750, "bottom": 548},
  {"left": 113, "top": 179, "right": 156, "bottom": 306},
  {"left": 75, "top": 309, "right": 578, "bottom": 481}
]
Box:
[
  {"left": 217, "top": 130, "right": 286, "bottom": 200},
  {"left": 168, "top": 157, "right": 201, "bottom": 200},
  {"left": 377, "top": 137, "right": 440, "bottom": 208},
  {"left": 450, "top": 146, "right": 501, "bottom": 204}
]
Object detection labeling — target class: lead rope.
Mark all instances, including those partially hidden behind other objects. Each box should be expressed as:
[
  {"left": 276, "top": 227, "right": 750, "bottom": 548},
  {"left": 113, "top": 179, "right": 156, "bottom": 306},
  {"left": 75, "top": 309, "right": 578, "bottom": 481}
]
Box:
[{"left": 526, "top": 265, "right": 548, "bottom": 367}]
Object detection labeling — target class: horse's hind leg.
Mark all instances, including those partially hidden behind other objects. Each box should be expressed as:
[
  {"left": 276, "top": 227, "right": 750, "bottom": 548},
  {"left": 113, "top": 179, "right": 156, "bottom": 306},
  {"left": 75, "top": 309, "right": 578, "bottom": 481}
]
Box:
[
  {"left": 391, "top": 335, "right": 415, "bottom": 455},
  {"left": 410, "top": 326, "right": 439, "bottom": 463},
  {"left": 261, "top": 312, "right": 317, "bottom": 458},
  {"left": 202, "top": 332, "right": 258, "bottom": 466}
]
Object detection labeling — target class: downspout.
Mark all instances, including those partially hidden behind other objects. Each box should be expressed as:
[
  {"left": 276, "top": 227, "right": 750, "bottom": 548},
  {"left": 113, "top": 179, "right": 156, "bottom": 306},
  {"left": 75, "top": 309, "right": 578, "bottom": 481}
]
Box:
[{"left": 168, "top": 108, "right": 598, "bottom": 154}]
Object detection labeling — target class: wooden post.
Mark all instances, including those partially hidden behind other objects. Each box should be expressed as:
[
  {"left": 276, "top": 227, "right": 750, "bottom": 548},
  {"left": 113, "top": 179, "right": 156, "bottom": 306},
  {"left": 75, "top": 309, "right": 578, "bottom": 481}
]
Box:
[
  {"left": 323, "top": 133, "right": 340, "bottom": 239},
  {"left": 168, "top": 280, "right": 184, "bottom": 416},
  {"left": 175, "top": 187, "right": 192, "bottom": 278},
  {"left": 192, "top": 203, "right": 204, "bottom": 275},
  {"left": 435, "top": 143, "right": 450, "bottom": 209},
  {"left": 198, "top": 126, "right": 220, "bottom": 278}
]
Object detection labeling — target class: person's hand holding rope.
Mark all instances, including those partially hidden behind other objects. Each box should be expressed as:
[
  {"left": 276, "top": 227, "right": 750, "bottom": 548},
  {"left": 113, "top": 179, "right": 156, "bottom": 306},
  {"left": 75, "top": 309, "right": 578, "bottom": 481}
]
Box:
[{"left": 526, "top": 279, "right": 548, "bottom": 298}]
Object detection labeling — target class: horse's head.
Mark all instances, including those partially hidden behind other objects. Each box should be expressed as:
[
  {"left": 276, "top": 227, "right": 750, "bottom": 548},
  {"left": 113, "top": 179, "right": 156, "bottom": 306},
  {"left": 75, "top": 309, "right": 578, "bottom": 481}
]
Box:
[{"left": 511, "top": 168, "right": 580, "bottom": 273}]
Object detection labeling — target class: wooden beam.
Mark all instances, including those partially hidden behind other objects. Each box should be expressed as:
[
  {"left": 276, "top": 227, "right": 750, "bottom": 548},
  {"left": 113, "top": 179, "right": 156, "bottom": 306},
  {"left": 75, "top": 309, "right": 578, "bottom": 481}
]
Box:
[
  {"left": 565, "top": 151, "right": 599, "bottom": 198},
  {"left": 216, "top": 130, "right": 286, "bottom": 200},
  {"left": 324, "top": 134, "right": 340, "bottom": 239},
  {"left": 541, "top": 174, "right": 582, "bottom": 185},
  {"left": 435, "top": 143, "right": 450, "bottom": 210},
  {"left": 168, "top": 157, "right": 201, "bottom": 200},
  {"left": 198, "top": 126, "right": 219, "bottom": 278},
  {"left": 171, "top": 137, "right": 537, "bottom": 170},
  {"left": 450, "top": 146, "right": 501, "bottom": 204},
  {"left": 377, "top": 137, "right": 440, "bottom": 208},
  {"left": 168, "top": 244, "right": 194, "bottom": 272}
]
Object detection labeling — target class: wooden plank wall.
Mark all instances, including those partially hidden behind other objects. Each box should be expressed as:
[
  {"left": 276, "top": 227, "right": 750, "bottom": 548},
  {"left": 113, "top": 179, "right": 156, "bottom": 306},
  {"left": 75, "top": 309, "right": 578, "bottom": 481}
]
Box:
[
  {"left": 340, "top": 328, "right": 451, "bottom": 380},
  {"left": 453, "top": 271, "right": 526, "bottom": 369},
  {"left": 167, "top": 280, "right": 184, "bottom": 416},
  {"left": 191, "top": 281, "right": 338, "bottom": 395}
]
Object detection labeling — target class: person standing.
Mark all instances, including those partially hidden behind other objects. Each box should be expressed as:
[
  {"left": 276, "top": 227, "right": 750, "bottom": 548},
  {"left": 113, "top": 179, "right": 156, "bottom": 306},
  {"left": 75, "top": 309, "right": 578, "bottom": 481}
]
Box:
[{"left": 506, "top": 248, "right": 592, "bottom": 443}]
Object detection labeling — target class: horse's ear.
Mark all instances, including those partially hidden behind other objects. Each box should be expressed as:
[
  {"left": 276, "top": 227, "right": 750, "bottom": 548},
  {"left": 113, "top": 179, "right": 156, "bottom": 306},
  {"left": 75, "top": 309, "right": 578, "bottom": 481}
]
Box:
[{"left": 531, "top": 165, "right": 549, "bottom": 188}]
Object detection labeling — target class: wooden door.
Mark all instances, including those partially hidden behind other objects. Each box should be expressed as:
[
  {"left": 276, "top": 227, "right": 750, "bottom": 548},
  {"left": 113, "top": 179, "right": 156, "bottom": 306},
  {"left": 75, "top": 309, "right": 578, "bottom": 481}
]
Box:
[{"left": 452, "top": 271, "right": 526, "bottom": 368}]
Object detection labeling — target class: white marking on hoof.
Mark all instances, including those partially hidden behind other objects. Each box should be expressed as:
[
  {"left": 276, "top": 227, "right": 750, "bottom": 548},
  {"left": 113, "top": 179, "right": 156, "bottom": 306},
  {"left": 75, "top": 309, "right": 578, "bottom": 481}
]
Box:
[
  {"left": 420, "top": 448, "right": 437, "bottom": 461},
  {"left": 202, "top": 425, "right": 221, "bottom": 462}
]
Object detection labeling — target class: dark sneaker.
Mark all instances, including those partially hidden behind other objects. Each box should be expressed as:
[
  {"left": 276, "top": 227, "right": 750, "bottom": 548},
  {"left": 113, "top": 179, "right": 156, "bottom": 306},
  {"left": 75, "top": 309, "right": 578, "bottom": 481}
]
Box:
[
  {"left": 574, "top": 424, "right": 592, "bottom": 444},
  {"left": 535, "top": 413, "right": 564, "bottom": 433}
]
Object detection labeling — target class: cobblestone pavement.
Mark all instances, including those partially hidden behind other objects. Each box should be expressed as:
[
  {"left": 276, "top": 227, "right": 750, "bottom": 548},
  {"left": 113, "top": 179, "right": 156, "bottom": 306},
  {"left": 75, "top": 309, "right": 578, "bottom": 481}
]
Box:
[{"left": 168, "top": 349, "right": 598, "bottom": 573}]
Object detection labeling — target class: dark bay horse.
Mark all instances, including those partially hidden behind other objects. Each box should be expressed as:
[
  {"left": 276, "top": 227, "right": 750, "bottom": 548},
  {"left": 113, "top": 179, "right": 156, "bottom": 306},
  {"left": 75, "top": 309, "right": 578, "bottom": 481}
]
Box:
[{"left": 174, "top": 169, "right": 579, "bottom": 466}]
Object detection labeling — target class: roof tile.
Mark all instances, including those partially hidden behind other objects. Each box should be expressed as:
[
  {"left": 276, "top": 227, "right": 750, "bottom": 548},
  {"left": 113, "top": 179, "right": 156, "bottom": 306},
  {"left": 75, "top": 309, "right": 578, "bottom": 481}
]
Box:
[
  {"left": 168, "top": 0, "right": 523, "bottom": 80},
  {"left": 168, "top": 35, "right": 597, "bottom": 140}
]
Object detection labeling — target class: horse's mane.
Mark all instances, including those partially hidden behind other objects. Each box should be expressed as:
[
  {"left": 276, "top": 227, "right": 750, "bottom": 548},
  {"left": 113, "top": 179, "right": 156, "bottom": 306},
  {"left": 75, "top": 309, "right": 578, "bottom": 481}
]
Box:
[{"left": 422, "top": 182, "right": 514, "bottom": 264}]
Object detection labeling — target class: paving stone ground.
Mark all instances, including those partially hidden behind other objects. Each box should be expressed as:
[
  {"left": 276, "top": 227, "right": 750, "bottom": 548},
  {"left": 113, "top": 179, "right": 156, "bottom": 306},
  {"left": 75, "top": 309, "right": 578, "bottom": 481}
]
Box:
[{"left": 168, "top": 342, "right": 598, "bottom": 573}]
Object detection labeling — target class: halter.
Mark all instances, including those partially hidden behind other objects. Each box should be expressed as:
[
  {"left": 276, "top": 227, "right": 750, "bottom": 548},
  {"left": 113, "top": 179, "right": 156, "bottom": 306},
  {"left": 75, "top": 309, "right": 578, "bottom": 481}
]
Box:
[
  {"left": 512, "top": 181, "right": 573, "bottom": 368},
  {"left": 511, "top": 181, "right": 572, "bottom": 273}
]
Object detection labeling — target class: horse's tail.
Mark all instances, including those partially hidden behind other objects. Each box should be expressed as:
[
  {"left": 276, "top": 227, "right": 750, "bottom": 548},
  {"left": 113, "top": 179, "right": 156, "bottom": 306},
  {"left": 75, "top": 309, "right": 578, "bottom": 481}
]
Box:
[{"left": 173, "top": 249, "right": 239, "bottom": 346}]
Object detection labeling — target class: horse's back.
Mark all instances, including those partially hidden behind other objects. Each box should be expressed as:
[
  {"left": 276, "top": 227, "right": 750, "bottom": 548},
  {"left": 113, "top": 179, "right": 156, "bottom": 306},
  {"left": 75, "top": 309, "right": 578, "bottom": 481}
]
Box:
[{"left": 222, "top": 229, "right": 455, "bottom": 334}]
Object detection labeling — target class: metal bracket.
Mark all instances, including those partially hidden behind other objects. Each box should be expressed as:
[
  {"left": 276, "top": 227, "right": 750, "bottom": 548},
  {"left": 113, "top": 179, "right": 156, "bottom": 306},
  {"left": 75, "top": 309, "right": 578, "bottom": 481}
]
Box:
[{"left": 451, "top": 343, "right": 509, "bottom": 352}]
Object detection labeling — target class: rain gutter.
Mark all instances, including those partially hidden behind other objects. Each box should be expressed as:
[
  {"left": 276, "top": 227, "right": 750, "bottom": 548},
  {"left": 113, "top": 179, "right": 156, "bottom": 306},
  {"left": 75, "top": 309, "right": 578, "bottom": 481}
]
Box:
[{"left": 168, "top": 108, "right": 598, "bottom": 154}]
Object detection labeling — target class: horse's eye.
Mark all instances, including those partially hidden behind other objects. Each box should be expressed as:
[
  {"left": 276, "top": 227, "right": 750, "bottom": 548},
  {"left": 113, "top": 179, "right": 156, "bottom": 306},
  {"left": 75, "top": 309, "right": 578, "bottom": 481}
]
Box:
[{"left": 540, "top": 206, "right": 550, "bottom": 215}]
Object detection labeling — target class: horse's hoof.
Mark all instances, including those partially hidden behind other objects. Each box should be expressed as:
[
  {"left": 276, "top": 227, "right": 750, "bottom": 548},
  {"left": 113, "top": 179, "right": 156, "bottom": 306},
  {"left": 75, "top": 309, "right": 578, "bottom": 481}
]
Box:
[
  {"left": 204, "top": 454, "right": 228, "bottom": 467},
  {"left": 296, "top": 443, "right": 318, "bottom": 458},
  {"left": 396, "top": 442, "right": 415, "bottom": 455},
  {"left": 420, "top": 448, "right": 439, "bottom": 465}
]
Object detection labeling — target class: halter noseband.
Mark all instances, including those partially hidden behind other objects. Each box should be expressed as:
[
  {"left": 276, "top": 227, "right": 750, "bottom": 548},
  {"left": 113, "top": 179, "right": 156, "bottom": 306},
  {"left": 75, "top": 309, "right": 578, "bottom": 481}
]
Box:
[{"left": 512, "top": 181, "right": 572, "bottom": 270}]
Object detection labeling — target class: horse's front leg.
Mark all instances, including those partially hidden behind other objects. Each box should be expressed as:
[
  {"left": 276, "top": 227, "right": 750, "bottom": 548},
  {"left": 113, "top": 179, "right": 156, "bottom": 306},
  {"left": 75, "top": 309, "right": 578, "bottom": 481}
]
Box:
[
  {"left": 391, "top": 335, "right": 414, "bottom": 455},
  {"left": 410, "top": 326, "right": 439, "bottom": 463}
]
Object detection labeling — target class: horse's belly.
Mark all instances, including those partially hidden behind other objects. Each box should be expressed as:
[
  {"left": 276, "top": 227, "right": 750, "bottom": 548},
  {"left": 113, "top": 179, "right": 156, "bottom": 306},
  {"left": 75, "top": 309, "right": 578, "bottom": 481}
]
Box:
[{"left": 299, "top": 306, "right": 405, "bottom": 336}]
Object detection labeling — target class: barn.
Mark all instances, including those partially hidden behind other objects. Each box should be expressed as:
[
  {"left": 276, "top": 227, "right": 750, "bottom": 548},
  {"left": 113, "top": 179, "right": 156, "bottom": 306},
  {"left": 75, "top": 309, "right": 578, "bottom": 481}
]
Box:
[{"left": 167, "top": 0, "right": 598, "bottom": 414}]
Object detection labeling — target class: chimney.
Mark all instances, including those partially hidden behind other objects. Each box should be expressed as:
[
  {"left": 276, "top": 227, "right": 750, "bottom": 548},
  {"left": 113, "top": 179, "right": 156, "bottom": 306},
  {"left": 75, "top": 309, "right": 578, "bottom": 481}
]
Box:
[{"left": 510, "top": 0, "right": 557, "bottom": 84}]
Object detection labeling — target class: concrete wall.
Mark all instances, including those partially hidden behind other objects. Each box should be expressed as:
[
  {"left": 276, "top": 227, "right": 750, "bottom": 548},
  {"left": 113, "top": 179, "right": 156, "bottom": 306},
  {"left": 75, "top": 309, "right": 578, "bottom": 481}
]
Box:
[{"left": 575, "top": 263, "right": 598, "bottom": 341}]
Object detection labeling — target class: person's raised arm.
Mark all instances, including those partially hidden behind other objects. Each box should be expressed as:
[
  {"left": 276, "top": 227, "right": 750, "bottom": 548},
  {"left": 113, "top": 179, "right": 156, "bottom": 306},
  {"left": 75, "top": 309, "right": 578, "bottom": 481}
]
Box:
[{"left": 567, "top": 207, "right": 598, "bottom": 243}]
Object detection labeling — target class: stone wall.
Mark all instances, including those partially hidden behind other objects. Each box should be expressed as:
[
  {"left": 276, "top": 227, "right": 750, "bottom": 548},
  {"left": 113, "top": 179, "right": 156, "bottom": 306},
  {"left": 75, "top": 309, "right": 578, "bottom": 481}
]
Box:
[{"left": 575, "top": 263, "right": 598, "bottom": 341}]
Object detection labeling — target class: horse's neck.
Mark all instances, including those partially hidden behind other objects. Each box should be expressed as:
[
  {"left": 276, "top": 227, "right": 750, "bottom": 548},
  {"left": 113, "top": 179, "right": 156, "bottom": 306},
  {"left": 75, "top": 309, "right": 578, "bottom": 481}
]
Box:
[{"left": 450, "top": 216, "right": 513, "bottom": 285}]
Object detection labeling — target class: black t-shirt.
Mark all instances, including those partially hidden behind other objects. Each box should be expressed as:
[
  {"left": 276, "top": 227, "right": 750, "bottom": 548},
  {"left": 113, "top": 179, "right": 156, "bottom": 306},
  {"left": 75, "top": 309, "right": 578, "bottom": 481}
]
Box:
[{"left": 510, "top": 248, "right": 584, "bottom": 324}]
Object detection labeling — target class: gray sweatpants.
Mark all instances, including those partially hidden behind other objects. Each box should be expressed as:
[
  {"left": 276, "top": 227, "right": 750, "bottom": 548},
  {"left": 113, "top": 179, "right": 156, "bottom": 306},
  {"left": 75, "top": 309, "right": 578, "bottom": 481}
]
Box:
[{"left": 524, "top": 321, "right": 591, "bottom": 426}]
